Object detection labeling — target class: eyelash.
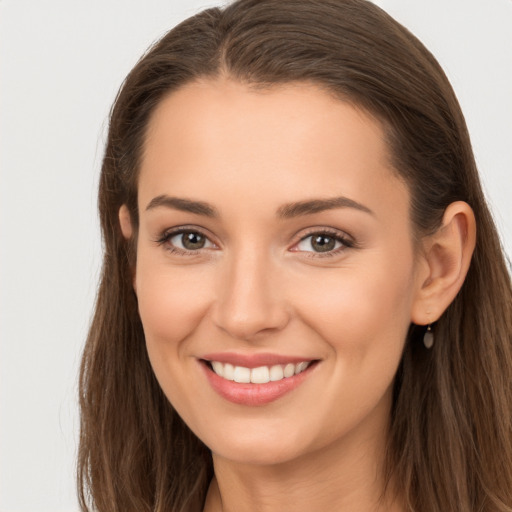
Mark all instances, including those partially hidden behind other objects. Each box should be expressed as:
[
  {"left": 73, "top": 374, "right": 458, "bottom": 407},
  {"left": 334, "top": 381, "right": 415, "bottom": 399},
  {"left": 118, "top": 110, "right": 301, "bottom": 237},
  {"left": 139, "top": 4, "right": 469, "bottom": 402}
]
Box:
[
  {"left": 154, "top": 226, "right": 216, "bottom": 257},
  {"left": 294, "top": 228, "right": 355, "bottom": 258},
  {"left": 155, "top": 226, "right": 355, "bottom": 258}
]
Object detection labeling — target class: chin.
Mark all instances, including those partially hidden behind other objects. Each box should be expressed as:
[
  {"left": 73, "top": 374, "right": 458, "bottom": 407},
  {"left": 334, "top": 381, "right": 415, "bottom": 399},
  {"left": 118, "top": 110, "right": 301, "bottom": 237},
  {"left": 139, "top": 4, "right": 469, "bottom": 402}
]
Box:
[
  {"left": 213, "top": 443, "right": 304, "bottom": 466},
  {"left": 201, "top": 423, "right": 317, "bottom": 467}
]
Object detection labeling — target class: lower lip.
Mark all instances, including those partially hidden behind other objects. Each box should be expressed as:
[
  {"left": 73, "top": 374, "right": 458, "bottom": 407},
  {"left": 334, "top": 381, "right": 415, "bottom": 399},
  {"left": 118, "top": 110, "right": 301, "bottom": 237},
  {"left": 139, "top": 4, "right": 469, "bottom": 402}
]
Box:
[{"left": 200, "top": 361, "right": 317, "bottom": 406}]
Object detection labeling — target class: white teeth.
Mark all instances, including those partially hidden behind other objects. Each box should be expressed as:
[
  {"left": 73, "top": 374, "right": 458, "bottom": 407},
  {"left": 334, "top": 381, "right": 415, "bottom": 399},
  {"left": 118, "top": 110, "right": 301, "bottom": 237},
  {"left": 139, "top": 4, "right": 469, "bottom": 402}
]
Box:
[
  {"left": 211, "top": 361, "right": 224, "bottom": 377},
  {"left": 233, "top": 366, "right": 251, "bottom": 383},
  {"left": 295, "top": 361, "right": 309, "bottom": 374},
  {"left": 269, "top": 364, "right": 284, "bottom": 381},
  {"left": 251, "top": 366, "right": 270, "bottom": 384},
  {"left": 283, "top": 363, "right": 295, "bottom": 378},
  {"left": 223, "top": 363, "right": 235, "bottom": 381},
  {"left": 209, "top": 360, "right": 312, "bottom": 383}
]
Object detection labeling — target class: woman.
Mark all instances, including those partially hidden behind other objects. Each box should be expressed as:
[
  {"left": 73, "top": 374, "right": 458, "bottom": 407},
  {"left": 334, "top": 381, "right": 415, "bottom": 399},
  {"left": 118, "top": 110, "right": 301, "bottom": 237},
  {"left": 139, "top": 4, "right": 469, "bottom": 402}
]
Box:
[{"left": 78, "top": 0, "right": 512, "bottom": 510}]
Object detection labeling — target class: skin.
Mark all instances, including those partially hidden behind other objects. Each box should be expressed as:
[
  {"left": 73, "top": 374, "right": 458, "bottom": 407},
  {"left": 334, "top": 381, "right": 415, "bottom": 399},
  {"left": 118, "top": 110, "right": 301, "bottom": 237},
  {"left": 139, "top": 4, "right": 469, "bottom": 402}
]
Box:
[{"left": 119, "top": 79, "right": 476, "bottom": 511}]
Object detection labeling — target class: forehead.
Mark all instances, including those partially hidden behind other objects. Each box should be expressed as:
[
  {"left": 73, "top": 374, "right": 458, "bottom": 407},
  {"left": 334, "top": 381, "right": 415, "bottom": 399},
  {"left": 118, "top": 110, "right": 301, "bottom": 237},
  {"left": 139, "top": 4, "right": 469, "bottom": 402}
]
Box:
[
  {"left": 138, "top": 78, "right": 408, "bottom": 222},
  {"left": 143, "top": 79, "right": 388, "bottom": 166}
]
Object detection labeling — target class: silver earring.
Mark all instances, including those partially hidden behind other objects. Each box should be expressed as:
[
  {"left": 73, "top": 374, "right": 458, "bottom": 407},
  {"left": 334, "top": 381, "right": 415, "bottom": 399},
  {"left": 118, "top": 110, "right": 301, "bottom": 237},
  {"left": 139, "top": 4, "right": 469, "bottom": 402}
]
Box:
[{"left": 423, "top": 324, "right": 434, "bottom": 349}]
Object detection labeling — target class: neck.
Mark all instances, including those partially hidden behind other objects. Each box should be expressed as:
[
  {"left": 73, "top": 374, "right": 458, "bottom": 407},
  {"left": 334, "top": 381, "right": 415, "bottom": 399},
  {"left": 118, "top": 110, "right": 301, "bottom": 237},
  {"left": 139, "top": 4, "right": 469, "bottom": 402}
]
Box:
[{"left": 203, "top": 418, "right": 402, "bottom": 512}]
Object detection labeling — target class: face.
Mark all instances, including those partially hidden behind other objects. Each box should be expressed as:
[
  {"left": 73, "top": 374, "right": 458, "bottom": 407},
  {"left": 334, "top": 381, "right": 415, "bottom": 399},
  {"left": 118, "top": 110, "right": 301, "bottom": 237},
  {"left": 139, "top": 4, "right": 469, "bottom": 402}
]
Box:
[{"left": 130, "top": 79, "right": 424, "bottom": 466}]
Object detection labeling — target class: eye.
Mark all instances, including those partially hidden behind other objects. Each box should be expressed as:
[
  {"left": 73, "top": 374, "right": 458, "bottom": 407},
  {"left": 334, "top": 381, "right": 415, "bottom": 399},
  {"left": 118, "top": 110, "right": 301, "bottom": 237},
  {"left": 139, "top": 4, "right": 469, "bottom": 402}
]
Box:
[
  {"left": 293, "top": 230, "right": 353, "bottom": 256},
  {"left": 170, "top": 231, "right": 211, "bottom": 250},
  {"left": 156, "top": 228, "right": 216, "bottom": 254}
]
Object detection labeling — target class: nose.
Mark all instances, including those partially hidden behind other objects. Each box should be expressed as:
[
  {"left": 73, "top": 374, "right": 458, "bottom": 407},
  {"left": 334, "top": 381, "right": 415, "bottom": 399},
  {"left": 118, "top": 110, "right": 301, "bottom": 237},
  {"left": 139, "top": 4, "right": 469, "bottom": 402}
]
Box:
[{"left": 211, "top": 248, "right": 290, "bottom": 341}]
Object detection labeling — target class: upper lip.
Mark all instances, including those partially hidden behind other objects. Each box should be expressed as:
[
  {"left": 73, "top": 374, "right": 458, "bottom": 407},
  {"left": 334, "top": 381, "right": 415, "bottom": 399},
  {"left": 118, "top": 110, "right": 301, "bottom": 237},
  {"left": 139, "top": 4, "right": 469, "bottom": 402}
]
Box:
[{"left": 200, "top": 352, "right": 317, "bottom": 368}]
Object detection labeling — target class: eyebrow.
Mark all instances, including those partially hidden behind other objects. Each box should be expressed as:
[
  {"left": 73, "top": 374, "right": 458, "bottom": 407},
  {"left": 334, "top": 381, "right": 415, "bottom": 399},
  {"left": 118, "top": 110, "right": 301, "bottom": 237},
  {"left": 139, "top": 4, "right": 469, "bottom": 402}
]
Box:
[
  {"left": 145, "top": 195, "right": 219, "bottom": 217},
  {"left": 145, "top": 194, "right": 373, "bottom": 218},
  {"left": 276, "top": 197, "right": 374, "bottom": 218}
]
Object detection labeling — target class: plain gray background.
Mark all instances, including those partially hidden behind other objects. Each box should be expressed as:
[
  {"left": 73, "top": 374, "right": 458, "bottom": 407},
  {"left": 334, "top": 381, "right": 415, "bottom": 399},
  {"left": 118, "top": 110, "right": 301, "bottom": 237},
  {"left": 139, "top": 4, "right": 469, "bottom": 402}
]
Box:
[{"left": 1, "top": 1, "right": 511, "bottom": 510}]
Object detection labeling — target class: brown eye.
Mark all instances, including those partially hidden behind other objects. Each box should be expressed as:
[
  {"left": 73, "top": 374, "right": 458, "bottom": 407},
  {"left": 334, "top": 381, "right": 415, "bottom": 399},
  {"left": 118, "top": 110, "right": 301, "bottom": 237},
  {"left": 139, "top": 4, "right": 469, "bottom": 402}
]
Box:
[
  {"left": 295, "top": 231, "right": 350, "bottom": 255},
  {"left": 165, "top": 230, "right": 215, "bottom": 252},
  {"left": 311, "top": 235, "right": 336, "bottom": 252},
  {"left": 180, "top": 232, "right": 206, "bottom": 250}
]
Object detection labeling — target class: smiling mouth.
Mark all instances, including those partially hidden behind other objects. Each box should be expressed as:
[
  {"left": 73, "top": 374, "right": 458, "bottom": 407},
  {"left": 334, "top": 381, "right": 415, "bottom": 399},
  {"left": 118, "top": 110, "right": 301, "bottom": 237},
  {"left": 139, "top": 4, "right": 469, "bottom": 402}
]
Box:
[
  {"left": 203, "top": 360, "right": 315, "bottom": 384},
  {"left": 200, "top": 357, "right": 319, "bottom": 406}
]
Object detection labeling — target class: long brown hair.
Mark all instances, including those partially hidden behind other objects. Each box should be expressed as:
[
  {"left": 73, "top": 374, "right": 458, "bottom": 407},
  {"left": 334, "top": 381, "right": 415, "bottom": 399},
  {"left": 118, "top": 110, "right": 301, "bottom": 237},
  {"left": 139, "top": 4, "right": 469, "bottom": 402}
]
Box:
[{"left": 78, "top": 1, "right": 512, "bottom": 510}]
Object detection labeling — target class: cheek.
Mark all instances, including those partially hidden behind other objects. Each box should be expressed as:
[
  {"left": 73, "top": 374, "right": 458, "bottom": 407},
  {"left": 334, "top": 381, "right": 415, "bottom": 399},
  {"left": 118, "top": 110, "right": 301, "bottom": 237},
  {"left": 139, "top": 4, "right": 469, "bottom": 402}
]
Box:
[
  {"left": 290, "top": 259, "right": 415, "bottom": 431},
  {"left": 134, "top": 255, "right": 214, "bottom": 410},
  {"left": 292, "top": 256, "right": 416, "bottom": 358},
  {"left": 135, "top": 255, "right": 213, "bottom": 346}
]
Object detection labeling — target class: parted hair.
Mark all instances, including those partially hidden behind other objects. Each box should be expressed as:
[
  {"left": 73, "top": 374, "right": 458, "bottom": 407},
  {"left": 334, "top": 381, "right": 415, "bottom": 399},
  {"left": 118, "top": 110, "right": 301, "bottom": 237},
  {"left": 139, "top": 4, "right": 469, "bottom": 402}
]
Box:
[{"left": 78, "top": 1, "right": 512, "bottom": 511}]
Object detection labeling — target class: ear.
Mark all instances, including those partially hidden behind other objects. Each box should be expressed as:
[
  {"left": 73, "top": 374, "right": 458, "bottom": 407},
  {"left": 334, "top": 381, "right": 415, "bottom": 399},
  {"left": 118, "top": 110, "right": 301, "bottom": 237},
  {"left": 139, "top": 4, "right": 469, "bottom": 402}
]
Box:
[
  {"left": 119, "top": 204, "right": 133, "bottom": 239},
  {"left": 411, "top": 201, "right": 476, "bottom": 325},
  {"left": 118, "top": 204, "right": 137, "bottom": 292}
]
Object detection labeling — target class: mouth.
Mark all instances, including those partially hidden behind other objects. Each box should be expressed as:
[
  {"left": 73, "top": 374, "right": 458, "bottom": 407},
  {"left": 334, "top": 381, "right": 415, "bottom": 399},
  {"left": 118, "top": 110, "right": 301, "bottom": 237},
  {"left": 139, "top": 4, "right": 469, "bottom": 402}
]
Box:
[
  {"left": 203, "top": 359, "right": 314, "bottom": 384},
  {"left": 199, "top": 355, "right": 319, "bottom": 406}
]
